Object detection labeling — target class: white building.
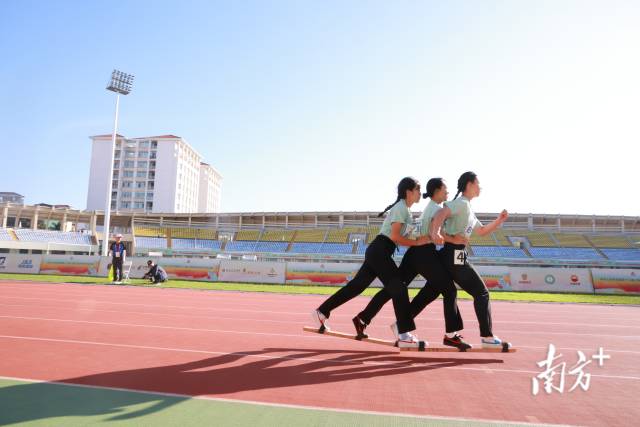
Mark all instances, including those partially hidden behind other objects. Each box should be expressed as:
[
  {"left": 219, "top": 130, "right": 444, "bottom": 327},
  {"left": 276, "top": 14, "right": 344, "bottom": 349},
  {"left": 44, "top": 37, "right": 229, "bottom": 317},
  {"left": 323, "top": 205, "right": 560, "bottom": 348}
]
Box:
[
  {"left": 198, "top": 163, "right": 222, "bottom": 213},
  {"left": 86, "top": 134, "right": 222, "bottom": 214}
]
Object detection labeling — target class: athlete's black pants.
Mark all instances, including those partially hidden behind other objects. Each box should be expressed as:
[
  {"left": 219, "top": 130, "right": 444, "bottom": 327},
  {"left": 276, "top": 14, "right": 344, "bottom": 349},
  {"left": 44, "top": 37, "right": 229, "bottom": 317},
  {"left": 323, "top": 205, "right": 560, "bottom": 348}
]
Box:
[
  {"left": 317, "top": 235, "right": 416, "bottom": 334},
  {"left": 357, "top": 243, "right": 463, "bottom": 333},
  {"left": 441, "top": 243, "right": 493, "bottom": 337},
  {"left": 112, "top": 258, "right": 123, "bottom": 282}
]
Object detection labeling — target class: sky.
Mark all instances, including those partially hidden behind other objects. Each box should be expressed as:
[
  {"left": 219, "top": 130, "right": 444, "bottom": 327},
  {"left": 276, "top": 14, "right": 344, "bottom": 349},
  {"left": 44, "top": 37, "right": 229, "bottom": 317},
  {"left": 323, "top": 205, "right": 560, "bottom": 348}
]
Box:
[{"left": 1, "top": 0, "right": 638, "bottom": 216}]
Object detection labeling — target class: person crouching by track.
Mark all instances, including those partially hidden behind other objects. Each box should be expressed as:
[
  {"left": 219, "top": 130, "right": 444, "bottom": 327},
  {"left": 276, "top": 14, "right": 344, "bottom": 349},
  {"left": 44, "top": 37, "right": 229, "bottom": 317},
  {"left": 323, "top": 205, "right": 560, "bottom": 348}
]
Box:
[
  {"left": 108, "top": 233, "right": 126, "bottom": 284},
  {"left": 352, "top": 177, "right": 472, "bottom": 350},
  {"left": 143, "top": 260, "right": 168, "bottom": 285},
  {"left": 430, "top": 171, "right": 512, "bottom": 350},
  {"left": 311, "top": 177, "right": 429, "bottom": 349}
]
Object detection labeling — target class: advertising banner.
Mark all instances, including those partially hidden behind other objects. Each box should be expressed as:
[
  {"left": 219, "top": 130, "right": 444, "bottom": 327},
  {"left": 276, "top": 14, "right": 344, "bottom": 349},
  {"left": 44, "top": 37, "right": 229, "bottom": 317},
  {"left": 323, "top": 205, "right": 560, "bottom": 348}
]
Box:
[
  {"left": 0, "top": 254, "right": 42, "bottom": 274},
  {"left": 591, "top": 268, "right": 640, "bottom": 295},
  {"left": 219, "top": 260, "right": 285, "bottom": 284},
  {"left": 285, "top": 262, "right": 390, "bottom": 287},
  {"left": 509, "top": 267, "right": 593, "bottom": 293},
  {"left": 474, "top": 265, "right": 513, "bottom": 291},
  {"left": 40, "top": 255, "right": 101, "bottom": 276}
]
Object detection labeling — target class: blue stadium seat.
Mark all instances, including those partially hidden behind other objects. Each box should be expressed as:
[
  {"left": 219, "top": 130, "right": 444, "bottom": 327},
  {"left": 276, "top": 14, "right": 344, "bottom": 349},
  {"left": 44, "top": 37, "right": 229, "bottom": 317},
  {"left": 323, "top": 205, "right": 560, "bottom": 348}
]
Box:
[
  {"left": 320, "top": 243, "right": 353, "bottom": 254},
  {"left": 289, "top": 242, "right": 323, "bottom": 254},
  {"left": 254, "top": 242, "right": 289, "bottom": 252},
  {"left": 601, "top": 248, "right": 640, "bottom": 262},
  {"left": 224, "top": 241, "right": 258, "bottom": 252},
  {"left": 528, "top": 247, "right": 602, "bottom": 260},
  {"left": 472, "top": 246, "right": 530, "bottom": 259},
  {"left": 0, "top": 229, "right": 13, "bottom": 241},
  {"left": 14, "top": 229, "right": 92, "bottom": 245},
  {"left": 136, "top": 237, "right": 167, "bottom": 249}
]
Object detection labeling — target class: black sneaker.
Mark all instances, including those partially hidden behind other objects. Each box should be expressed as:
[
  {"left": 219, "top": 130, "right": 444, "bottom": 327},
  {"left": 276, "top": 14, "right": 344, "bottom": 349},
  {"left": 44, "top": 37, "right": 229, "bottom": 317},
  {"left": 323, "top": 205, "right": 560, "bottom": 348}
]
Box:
[
  {"left": 443, "top": 334, "right": 472, "bottom": 351},
  {"left": 352, "top": 316, "right": 368, "bottom": 339}
]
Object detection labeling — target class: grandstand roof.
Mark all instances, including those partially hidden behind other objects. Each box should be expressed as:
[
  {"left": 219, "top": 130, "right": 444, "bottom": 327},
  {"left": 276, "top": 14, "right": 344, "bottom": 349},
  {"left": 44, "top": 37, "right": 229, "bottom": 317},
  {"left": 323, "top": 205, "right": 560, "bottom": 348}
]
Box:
[
  {"left": 133, "top": 135, "right": 181, "bottom": 139},
  {"left": 2, "top": 203, "right": 639, "bottom": 233},
  {"left": 90, "top": 134, "right": 181, "bottom": 140},
  {"left": 90, "top": 134, "right": 125, "bottom": 139}
]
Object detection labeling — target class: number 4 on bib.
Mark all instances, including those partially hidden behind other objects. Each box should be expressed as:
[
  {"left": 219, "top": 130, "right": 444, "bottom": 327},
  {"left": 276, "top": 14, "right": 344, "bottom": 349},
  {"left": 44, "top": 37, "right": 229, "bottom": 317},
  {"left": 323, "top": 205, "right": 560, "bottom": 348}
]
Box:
[{"left": 454, "top": 250, "right": 466, "bottom": 265}]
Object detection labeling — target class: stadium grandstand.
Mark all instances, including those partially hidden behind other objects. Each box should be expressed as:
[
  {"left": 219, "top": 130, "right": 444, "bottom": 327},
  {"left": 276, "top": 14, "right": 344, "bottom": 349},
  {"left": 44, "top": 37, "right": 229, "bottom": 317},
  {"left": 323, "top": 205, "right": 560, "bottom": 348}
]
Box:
[{"left": 0, "top": 202, "right": 639, "bottom": 267}]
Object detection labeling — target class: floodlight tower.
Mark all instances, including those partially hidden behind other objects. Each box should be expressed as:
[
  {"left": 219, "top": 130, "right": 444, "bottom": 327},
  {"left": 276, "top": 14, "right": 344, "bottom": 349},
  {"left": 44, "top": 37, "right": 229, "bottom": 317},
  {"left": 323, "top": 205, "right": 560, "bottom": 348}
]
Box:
[{"left": 102, "top": 69, "right": 134, "bottom": 256}]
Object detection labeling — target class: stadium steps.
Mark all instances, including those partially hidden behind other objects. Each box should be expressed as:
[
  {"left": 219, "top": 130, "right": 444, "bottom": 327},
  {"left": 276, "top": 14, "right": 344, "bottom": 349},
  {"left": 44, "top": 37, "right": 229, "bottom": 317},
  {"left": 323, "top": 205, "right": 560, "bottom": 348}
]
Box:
[
  {"left": 594, "top": 247, "right": 608, "bottom": 260},
  {"left": 583, "top": 236, "right": 609, "bottom": 259}
]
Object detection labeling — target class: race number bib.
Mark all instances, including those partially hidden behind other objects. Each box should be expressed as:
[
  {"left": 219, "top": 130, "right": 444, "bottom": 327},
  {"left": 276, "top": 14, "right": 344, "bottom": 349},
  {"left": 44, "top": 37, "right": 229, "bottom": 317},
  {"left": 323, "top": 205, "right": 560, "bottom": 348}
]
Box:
[
  {"left": 453, "top": 250, "right": 466, "bottom": 265},
  {"left": 115, "top": 252, "right": 121, "bottom": 258},
  {"left": 404, "top": 224, "right": 419, "bottom": 240}
]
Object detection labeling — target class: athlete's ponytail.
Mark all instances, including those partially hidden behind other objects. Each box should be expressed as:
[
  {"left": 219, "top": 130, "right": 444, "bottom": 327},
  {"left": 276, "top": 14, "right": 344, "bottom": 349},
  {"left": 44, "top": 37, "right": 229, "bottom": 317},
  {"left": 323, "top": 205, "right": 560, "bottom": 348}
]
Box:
[
  {"left": 378, "top": 177, "right": 419, "bottom": 217},
  {"left": 424, "top": 177, "right": 444, "bottom": 199},
  {"left": 454, "top": 171, "right": 477, "bottom": 199}
]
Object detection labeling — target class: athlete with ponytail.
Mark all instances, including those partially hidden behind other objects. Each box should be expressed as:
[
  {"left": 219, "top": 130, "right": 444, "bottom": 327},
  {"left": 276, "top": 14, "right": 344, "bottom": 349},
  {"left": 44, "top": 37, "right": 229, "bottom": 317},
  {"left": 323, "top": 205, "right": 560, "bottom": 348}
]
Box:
[
  {"left": 311, "top": 177, "right": 427, "bottom": 348},
  {"left": 430, "top": 171, "right": 512, "bottom": 350},
  {"left": 352, "top": 178, "right": 472, "bottom": 350}
]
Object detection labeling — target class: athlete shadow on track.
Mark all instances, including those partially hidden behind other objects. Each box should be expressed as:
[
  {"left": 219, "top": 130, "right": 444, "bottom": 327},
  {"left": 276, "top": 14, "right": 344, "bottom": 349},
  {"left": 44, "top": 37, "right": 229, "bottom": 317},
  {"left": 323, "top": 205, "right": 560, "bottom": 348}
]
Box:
[{"left": 0, "top": 347, "right": 503, "bottom": 425}]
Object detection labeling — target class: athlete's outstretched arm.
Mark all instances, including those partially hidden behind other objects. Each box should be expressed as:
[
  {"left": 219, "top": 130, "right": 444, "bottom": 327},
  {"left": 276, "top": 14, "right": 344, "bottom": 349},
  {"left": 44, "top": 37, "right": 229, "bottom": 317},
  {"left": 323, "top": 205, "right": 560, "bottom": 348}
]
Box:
[{"left": 475, "top": 210, "right": 509, "bottom": 236}]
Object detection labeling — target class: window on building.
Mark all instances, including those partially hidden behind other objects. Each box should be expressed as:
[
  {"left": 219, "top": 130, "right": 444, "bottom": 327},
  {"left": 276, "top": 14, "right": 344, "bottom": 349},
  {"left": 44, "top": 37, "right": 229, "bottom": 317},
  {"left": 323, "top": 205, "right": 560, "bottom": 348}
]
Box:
[
  {"left": 139, "top": 141, "right": 150, "bottom": 148},
  {"left": 134, "top": 192, "right": 145, "bottom": 199},
  {"left": 122, "top": 181, "right": 133, "bottom": 188},
  {"left": 148, "top": 181, "right": 155, "bottom": 189},
  {"left": 123, "top": 160, "right": 135, "bottom": 168},
  {"left": 122, "top": 192, "right": 133, "bottom": 198},
  {"left": 114, "top": 150, "right": 121, "bottom": 159},
  {"left": 151, "top": 141, "right": 158, "bottom": 148},
  {"left": 125, "top": 150, "right": 136, "bottom": 158},
  {"left": 150, "top": 152, "right": 157, "bottom": 159},
  {"left": 135, "top": 181, "right": 146, "bottom": 188},
  {"left": 147, "top": 192, "right": 154, "bottom": 199},
  {"left": 123, "top": 170, "right": 134, "bottom": 178},
  {"left": 120, "top": 201, "right": 131, "bottom": 209},
  {"left": 113, "top": 161, "right": 120, "bottom": 169},
  {"left": 138, "top": 151, "right": 149, "bottom": 158},
  {"left": 146, "top": 202, "right": 153, "bottom": 210},
  {"left": 137, "top": 161, "right": 148, "bottom": 168}
]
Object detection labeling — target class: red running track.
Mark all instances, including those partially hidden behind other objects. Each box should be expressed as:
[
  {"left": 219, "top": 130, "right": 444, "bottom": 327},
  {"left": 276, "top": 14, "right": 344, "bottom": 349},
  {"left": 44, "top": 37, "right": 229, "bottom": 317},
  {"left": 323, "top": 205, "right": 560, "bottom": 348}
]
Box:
[{"left": 0, "top": 280, "right": 639, "bottom": 426}]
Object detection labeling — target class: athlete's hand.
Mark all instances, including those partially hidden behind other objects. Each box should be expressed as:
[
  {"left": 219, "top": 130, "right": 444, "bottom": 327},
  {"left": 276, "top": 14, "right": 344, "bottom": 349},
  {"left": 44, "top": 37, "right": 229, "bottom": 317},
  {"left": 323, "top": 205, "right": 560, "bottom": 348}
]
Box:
[
  {"left": 431, "top": 232, "right": 445, "bottom": 245},
  {"left": 498, "top": 209, "right": 508, "bottom": 223}
]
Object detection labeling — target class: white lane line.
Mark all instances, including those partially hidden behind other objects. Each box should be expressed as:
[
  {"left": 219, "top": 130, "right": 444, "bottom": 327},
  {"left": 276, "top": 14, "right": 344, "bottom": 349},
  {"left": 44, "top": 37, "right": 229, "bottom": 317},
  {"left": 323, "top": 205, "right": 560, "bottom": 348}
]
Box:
[
  {"left": 1, "top": 284, "right": 639, "bottom": 316},
  {"left": 1, "top": 299, "right": 637, "bottom": 329},
  {"left": 1, "top": 303, "right": 638, "bottom": 340},
  {"left": 0, "top": 374, "right": 576, "bottom": 427},
  {"left": 1, "top": 307, "right": 639, "bottom": 355},
  {"left": 1, "top": 334, "right": 638, "bottom": 382}
]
